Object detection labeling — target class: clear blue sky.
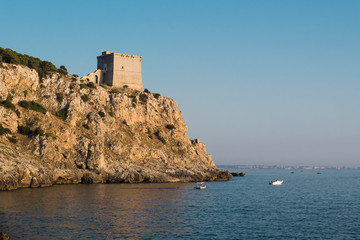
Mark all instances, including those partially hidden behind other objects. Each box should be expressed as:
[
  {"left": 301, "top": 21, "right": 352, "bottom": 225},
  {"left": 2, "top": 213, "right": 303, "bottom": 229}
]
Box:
[{"left": 1, "top": 0, "right": 359, "bottom": 167}]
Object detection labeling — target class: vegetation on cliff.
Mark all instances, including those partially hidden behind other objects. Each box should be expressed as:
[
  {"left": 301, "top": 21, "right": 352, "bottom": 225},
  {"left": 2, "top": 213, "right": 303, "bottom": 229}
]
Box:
[{"left": 0, "top": 46, "right": 67, "bottom": 79}]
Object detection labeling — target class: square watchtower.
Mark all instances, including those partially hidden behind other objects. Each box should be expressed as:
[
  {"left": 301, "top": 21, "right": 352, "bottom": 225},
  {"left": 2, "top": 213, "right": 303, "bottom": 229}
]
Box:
[{"left": 97, "top": 51, "right": 143, "bottom": 90}]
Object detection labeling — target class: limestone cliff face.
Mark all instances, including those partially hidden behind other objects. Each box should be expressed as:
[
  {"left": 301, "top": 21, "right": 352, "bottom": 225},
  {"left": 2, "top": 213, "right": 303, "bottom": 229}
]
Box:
[{"left": 0, "top": 63, "right": 231, "bottom": 190}]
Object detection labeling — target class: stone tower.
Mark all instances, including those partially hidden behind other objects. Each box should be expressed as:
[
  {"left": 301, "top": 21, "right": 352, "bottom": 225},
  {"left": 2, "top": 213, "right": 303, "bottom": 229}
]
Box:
[{"left": 81, "top": 51, "right": 143, "bottom": 91}]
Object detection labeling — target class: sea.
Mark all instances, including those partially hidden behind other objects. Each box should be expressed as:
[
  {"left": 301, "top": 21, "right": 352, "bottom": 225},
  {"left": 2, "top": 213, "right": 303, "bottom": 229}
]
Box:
[{"left": 0, "top": 167, "right": 359, "bottom": 239}]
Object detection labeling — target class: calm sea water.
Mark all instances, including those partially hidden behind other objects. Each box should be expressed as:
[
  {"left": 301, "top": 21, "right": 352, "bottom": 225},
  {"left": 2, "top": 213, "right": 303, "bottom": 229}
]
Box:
[{"left": 0, "top": 168, "right": 359, "bottom": 239}]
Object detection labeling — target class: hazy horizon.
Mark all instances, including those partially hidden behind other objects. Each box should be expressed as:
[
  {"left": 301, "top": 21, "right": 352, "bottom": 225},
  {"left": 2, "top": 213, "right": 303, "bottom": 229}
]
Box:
[{"left": 1, "top": 0, "right": 359, "bottom": 167}]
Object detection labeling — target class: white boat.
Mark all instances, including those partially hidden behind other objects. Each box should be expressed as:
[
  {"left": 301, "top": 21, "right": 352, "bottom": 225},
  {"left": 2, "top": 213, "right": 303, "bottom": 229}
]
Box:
[
  {"left": 269, "top": 180, "right": 283, "bottom": 185},
  {"left": 194, "top": 182, "right": 206, "bottom": 189}
]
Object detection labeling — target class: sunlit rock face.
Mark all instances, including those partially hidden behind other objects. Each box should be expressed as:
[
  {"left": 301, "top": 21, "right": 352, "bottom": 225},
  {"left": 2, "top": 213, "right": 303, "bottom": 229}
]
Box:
[{"left": 0, "top": 63, "right": 231, "bottom": 190}]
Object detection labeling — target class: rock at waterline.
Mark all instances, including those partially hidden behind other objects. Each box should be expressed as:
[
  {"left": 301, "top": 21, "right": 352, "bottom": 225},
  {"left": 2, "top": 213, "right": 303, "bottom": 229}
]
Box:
[{"left": 231, "top": 172, "right": 246, "bottom": 177}]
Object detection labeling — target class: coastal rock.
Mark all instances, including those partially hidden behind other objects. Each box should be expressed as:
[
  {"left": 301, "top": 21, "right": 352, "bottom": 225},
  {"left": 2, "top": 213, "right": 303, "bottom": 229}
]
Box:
[
  {"left": 231, "top": 172, "right": 246, "bottom": 177},
  {"left": 0, "top": 63, "right": 231, "bottom": 190}
]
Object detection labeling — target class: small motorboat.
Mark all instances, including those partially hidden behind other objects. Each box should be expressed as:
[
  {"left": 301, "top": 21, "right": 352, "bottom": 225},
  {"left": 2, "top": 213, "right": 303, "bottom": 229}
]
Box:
[
  {"left": 269, "top": 180, "right": 283, "bottom": 185},
  {"left": 194, "top": 182, "right": 206, "bottom": 189}
]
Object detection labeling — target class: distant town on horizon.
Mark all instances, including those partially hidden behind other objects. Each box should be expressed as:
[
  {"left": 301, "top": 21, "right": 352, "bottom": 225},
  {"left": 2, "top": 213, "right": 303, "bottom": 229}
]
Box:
[{"left": 219, "top": 165, "right": 359, "bottom": 170}]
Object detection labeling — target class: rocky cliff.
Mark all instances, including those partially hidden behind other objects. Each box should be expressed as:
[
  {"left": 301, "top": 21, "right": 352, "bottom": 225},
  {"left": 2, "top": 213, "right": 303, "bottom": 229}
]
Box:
[{"left": 0, "top": 63, "right": 231, "bottom": 190}]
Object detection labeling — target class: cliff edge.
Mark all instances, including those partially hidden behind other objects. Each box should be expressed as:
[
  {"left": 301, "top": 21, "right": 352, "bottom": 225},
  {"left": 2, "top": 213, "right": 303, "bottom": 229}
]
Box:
[{"left": 0, "top": 63, "right": 231, "bottom": 190}]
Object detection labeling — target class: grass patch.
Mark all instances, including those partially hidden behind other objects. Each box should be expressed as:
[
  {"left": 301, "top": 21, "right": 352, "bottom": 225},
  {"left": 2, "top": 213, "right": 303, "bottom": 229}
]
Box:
[{"left": 82, "top": 124, "right": 90, "bottom": 130}]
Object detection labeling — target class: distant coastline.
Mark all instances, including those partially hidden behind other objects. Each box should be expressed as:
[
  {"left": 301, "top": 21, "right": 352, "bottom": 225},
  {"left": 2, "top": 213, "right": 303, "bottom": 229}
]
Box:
[{"left": 218, "top": 165, "right": 359, "bottom": 170}]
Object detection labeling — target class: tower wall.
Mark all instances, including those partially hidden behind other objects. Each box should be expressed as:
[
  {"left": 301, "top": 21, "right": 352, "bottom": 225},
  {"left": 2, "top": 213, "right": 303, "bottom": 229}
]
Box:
[
  {"left": 96, "top": 52, "right": 142, "bottom": 90},
  {"left": 112, "top": 53, "right": 142, "bottom": 90},
  {"left": 97, "top": 53, "right": 114, "bottom": 86}
]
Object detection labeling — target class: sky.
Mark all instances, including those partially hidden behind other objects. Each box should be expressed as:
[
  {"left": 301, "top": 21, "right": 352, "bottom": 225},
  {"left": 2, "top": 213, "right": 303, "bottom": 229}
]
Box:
[{"left": 1, "top": 0, "right": 359, "bottom": 167}]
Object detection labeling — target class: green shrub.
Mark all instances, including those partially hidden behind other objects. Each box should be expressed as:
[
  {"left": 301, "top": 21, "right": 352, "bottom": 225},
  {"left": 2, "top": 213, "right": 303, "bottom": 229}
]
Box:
[
  {"left": 72, "top": 74, "right": 79, "bottom": 78},
  {"left": 0, "top": 94, "right": 16, "bottom": 111},
  {"left": 108, "top": 111, "right": 115, "bottom": 117},
  {"left": 38, "top": 61, "right": 58, "bottom": 79},
  {"left": 18, "top": 101, "right": 47, "bottom": 114},
  {"left": 159, "top": 136, "right": 166, "bottom": 144},
  {"left": 80, "top": 83, "right": 87, "bottom": 89},
  {"left": 110, "top": 88, "right": 122, "bottom": 94},
  {"left": 58, "top": 65, "right": 68, "bottom": 75},
  {"left": 56, "top": 109, "right": 67, "bottom": 120},
  {"left": 154, "top": 131, "right": 166, "bottom": 144},
  {"left": 129, "top": 95, "right": 137, "bottom": 104},
  {"left": 98, "top": 111, "right": 105, "bottom": 117},
  {"left": 56, "top": 93, "right": 64, "bottom": 102},
  {"left": 6, "top": 94, "right": 13, "bottom": 102},
  {"left": 146, "top": 127, "right": 151, "bottom": 135},
  {"left": 23, "top": 90, "right": 28, "bottom": 98},
  {"left": 0, "top": 99, "right": 16, "bottom": 111},
  {"left": 82, "top": 124, "right": 90, "bottom": 130},
  {"left": 15, "top": 109, "right": 20, "bottom": 117},
  {"left": 153, "top": 93, "right": 161, "bottom": 99},
  {"left": 144, "top": 88, "right": 150, "bottom": 93},
  {"left": 18, "top": 125, "right": 33, "bottom": 135},
  {"left": 87, "top": 82, "right": 96, "bottom": 88},
  {"left": 18, "top": 100, "right": 30, "bottom": 109},
  {"left": 123, "top": 85, "right": 128, "bottom": 89},
  {"left": 139, "top": 93, "right": 148, "bottom": 103},
  {"left": 0, "top": 124, "right": 11, "bottom": 135},
  {"left": 33, "top": 102, "right": 46, "bottom": 113},
  {"left": 45, "top": 132, "right": 57, "bottom": 139},
  {"left": 7, "top": 135, "right": 17, "bottom": 143},
  {"left": 34, "top": 127, "right": 45, "bottom": 136},
  {"left": 165, "top": 124, "right": 176, "bottom": 130},
  {"left": 81, "top": 95, "right": 89, "bottom": 102}
]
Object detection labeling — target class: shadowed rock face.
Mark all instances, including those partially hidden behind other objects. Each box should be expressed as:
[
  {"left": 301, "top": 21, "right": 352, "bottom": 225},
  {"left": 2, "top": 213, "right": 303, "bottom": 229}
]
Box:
[{"left": 0, "top": 63, "right": 231, "bottom": 190}]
